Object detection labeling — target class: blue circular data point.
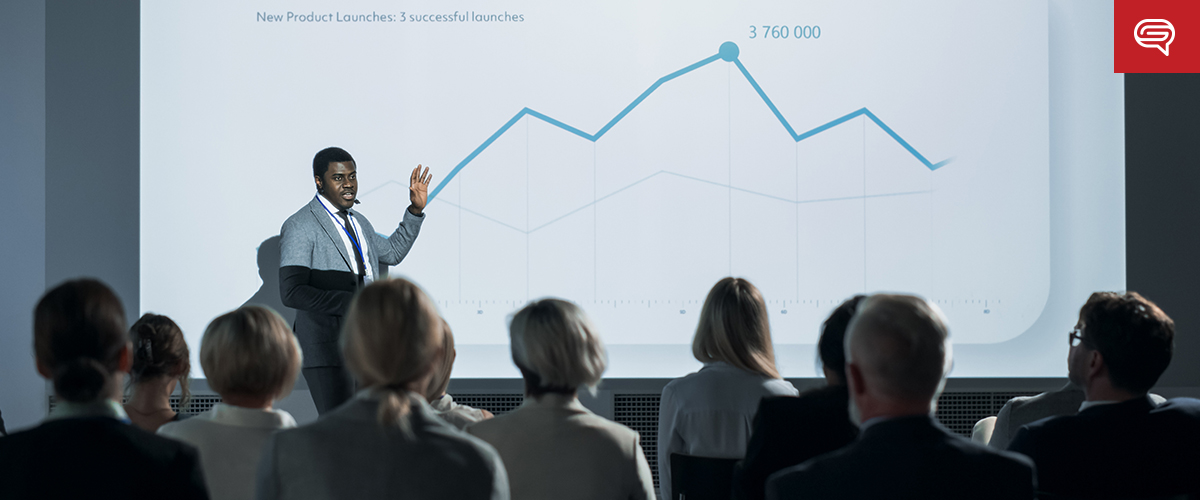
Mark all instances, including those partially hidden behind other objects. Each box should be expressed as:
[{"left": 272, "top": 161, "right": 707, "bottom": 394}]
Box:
[{"left": 719, "top": 41, "right": 739, "bottom": 61}]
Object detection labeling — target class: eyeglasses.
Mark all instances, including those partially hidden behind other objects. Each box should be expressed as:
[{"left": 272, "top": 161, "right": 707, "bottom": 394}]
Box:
[{"left": 1068, "top": 327, "right": 1088, "bottom": 348}]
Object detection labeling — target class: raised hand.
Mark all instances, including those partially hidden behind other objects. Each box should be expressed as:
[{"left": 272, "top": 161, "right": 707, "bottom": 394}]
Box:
[{"left": 408, "top": 165, "right": 432, "bottom": 215}]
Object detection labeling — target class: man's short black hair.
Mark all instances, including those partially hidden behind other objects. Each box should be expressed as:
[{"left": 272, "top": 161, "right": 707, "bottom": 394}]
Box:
[
  {"left": 1079, "top": 291, "right": 1174, "bottom": 394},
  {"left": 817, "top": 295, "right": 866, "bottom": 382},
  {"left": 313, "top": 147, "right": 355, "bottom": 178}
]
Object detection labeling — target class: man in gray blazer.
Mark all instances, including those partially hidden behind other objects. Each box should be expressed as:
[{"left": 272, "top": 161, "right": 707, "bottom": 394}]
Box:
[{"left": 279, "top": 146, "right": 431, "bottom": 414}]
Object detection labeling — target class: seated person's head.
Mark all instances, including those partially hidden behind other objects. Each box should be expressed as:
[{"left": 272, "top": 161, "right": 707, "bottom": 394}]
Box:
[
  {"left": 129, "top": 314, "right": 191, "bottom": 407},
  {"left": 1069, "top": 291, "right": 1173, "bottom": 399},
  {"left": 818, "top": 295, "right": 866, "bottom": 386},
  {"left": 844, "top": 294, "right": 952, "bottom": 422},
  {"left": 342, "top": 278, "right": 442, "bottom": 427},
  {"left": 510, "top": 299, "right": 606, "bottom": 397},
  {"left": 693, "top": 277, "right": 780, "bottom": 379},
  {"left": 201, "top": 306, "right": 302, "bottom": 408},
  {"left": 34, "top": 279, "right": 131, "bottom": 403},
  {"left": 424, "top": 319, "right": 456, "bottom": 402}
]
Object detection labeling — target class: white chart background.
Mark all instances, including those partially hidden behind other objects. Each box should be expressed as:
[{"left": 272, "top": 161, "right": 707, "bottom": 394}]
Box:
[{"left": 142, "top": 0, "right": 1064, "bottom": 378}]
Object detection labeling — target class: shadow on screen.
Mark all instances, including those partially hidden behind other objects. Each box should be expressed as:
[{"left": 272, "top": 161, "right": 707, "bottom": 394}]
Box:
[{"left": 241, "top": 235, "right": 297, "bottom": 326}]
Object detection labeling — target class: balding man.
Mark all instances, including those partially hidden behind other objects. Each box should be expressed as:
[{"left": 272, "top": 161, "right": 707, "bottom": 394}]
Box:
[{"left": 765, "top": 294, "right": 1036, "bottom": 500}]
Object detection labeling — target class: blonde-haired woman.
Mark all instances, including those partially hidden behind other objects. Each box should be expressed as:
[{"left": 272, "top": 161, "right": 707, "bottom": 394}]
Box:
[
  {"left": 468, "top": 298, "right": 656, "bottom": 500},
  {"left": 158, "top": 305, "right": 302, "bottom": 500},
  {"left": 255, "top": 278, "right": 508, "bottom": 500},
  {"left": 426, "top": 319, "right": 494, "bottom": 429},
  {"left": 657, "top": 278, "right": 798, "bottom": 500}
]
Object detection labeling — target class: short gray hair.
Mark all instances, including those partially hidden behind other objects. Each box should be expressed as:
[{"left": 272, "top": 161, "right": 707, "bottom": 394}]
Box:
[
  {"left": 201, "top": 306, "right": 302, "bottom": 401},
  {"left": 845, "top": 294, "right": 953, "bottom": 402},
  {"left": 510, "top": 299, "right": 607, "bottom": 391}
]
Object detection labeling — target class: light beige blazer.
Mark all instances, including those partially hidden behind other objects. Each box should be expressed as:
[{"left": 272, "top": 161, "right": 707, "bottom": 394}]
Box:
[{"left": 468, "top": 393, "right": 655, "bottom": 500}]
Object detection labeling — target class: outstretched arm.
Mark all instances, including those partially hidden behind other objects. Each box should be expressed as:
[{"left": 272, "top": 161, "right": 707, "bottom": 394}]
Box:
[{"left": 374, "top": 165, "right": 431, "bottom": 266}]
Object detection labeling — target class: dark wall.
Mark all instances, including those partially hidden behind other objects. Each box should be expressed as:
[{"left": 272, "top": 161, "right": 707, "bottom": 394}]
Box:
[
  {"left": 1125, "top": 74, "right": 1200, "bottom": 388},
  {"left": 45, "top": 0, "right": 140, "bottom": 323}
]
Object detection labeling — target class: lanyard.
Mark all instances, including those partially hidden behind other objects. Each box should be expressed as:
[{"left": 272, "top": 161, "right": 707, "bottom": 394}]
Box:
[{"left": 316, "top": 195, "right": 368, "bottom": 273}]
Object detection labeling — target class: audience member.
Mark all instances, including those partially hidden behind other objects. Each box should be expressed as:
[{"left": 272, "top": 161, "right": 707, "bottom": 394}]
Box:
[
  {"left": 0, "top": 279, "right": 208, "bottom": 500},
  {"left": 255, "top": 278, "right": 508, "bottom": 500},
  {"left": 988, "top": 383, "right": 1166, "bottom": 449},
  {"left": 767, "top": 294, "right": 1035, "bottom": 500},
  {"left": 469, "top": 299, "right": 656, "bottom": 500},
  {"left": 426, "top": 318, "right": 494, "bottom": 429},
  {"left": 731, "top": 295, "right": 864, "bottom": 500},
  {"left": 1008, "top": 292, "right": 1200, "bottom": 498},
  {"left": 658, "top": 278, "right": 799, "bottom": 500},
  {"left": 988, "top": 383, "right": 1082, "bottom": 449},
  {"left": 124, "top": 313, "right": 192, "bottom": 432},
  {"left": 159, "top": 306, "right": 301, "bottom": 500}
]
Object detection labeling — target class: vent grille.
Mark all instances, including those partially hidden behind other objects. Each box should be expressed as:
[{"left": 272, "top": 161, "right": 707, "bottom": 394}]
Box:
[
  {"left": 448, "top": 393, "right": 525, "bottom": 416},
  {"left": 935, "top": 391, "right": 1040, "bottom": 436},
  {"left": 613, "top": 395, "right": 662, "bottom": 494}
]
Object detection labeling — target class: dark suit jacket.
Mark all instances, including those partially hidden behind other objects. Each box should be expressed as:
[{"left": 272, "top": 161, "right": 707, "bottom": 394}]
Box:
[
  {"left": 279, "top": 196, "right": 423, "bottom": 367},
  {"left": 767, "top": 415, "right": 1036, "bottom": 500},
  {"left": 1008, "top": 396, "right": 1200, "bottom": 499},
  {"left": 732, "top": 385, "right": 858, "bottom": 500},
  {"left": 0, "top": 417, "right": 208, "bottom": 500}
]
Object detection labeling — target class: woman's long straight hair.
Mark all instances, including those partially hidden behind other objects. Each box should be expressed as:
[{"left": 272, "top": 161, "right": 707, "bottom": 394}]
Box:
[{"left": 692, "top": 277, "right": 781, "bottom": 379}]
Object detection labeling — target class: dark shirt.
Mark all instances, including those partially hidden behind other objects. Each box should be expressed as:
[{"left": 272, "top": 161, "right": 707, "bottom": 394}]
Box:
[
  {"left": 0, "top": 417, "right": 209, "bottom": 500},
  {"left": 768, "top": 415, "right": 1036, "bottom": 500},
  {"left": 1008, "top": 396, "right": 1200, "bottom": 499},
  {"left": 732, "top": 385, "right": 858, "bottom": 500}
]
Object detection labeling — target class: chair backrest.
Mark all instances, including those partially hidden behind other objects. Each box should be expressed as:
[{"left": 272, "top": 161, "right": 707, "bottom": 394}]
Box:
[
  {"left": 972, "top": 415, "right": 997, "bottom": 445},
  {"left": 669, "top": 453, "right": 740, "bottom": 500}
]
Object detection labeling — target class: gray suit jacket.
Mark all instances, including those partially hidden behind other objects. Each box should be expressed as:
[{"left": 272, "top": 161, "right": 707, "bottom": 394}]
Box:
[
  {"left": 279, "top": 196, "right": 424, "bottom": 367},
  {"left": 468, "top": 394, "right": 656, "bottom": 500},
  {"left": 256, "top": 393, "right": 509, "bottom": 500}
]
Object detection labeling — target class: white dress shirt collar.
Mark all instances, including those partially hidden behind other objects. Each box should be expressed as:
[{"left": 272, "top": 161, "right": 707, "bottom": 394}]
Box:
[
  {"left": 314, "top": 194, "right": 372, "bottom": 280},
  {"left": 200, "top": 402, "right": 296, "bottom": 429},
  {"left": 1079, "top": 399, "right": 1122, "bottom": 412}
]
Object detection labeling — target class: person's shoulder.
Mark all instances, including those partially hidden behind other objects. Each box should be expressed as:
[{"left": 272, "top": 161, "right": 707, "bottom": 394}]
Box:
[
  {"left": 948, "top": 430, "right": 1034, "bottom": 466},
  {"left": 762, "top": 377, "right": 799, "bottom": 395},
  {"left": 1155, "top": 397, "right": 1200, "bottom": 413},
  {"left": 418, "top": 414, "right": 505, "bottom": 470},
  {"left": 464, "top": 408, "right": 510, "bottom": 438},
  {"left": 281, "top": 200, "right": 319, "bottom": 228},
  {"left": 766, "top": 443, "right": 855, "bottom": 494}
]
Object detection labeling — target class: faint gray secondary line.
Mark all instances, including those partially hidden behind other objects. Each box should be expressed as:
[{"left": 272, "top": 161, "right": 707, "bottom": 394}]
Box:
[{"left": 434, "top": 176, "right": 931, "bottom": 235}]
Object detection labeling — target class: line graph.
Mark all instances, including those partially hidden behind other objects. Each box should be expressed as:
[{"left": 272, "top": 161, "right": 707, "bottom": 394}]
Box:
[{"left": 428, "top": 41, "right": 953, "bottom": 202}]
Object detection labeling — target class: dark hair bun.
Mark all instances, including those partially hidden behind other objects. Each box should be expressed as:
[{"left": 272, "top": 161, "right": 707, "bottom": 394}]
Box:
[{"left": 55, "top": 357, "right": 110, "bottom": 402}]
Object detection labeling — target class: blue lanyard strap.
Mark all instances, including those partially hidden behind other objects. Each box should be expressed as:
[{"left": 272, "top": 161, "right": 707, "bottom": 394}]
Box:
[{"left": 316, "top": 196, "right": 368, "bottom": 271}]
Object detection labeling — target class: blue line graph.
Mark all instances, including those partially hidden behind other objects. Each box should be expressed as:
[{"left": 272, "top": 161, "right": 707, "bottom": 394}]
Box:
[{"left": 428, "top": 41, "right": 952, "bottom": 201}]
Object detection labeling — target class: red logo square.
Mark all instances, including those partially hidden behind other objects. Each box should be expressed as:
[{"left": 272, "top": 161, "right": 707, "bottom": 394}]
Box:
[{"left": 1115, "top": 0, "right": 1200, "bottom": 73}]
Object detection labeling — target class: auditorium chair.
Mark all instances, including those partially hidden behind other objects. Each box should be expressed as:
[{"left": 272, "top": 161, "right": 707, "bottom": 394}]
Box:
[{"left": 669, "top": 453, "right": 740, "bottom": 500}]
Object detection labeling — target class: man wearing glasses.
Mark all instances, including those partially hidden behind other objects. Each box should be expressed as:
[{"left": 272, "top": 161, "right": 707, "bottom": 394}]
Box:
[
  {"left": 987, "top": 304, "right": 1168, "bottom": 450},
  {"left": 1007, "top": 292, "right": 1200, "bottom": 499}
]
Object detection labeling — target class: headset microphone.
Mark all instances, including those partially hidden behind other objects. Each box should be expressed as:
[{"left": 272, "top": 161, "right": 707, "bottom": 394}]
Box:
[{"left": 354, "top": 199, "right": 361, "bottom": 204}]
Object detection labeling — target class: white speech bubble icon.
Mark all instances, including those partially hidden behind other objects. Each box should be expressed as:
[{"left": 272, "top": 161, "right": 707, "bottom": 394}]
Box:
[{"left": 1135, "top": 19, "right": 1175, "bottom": 56}]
